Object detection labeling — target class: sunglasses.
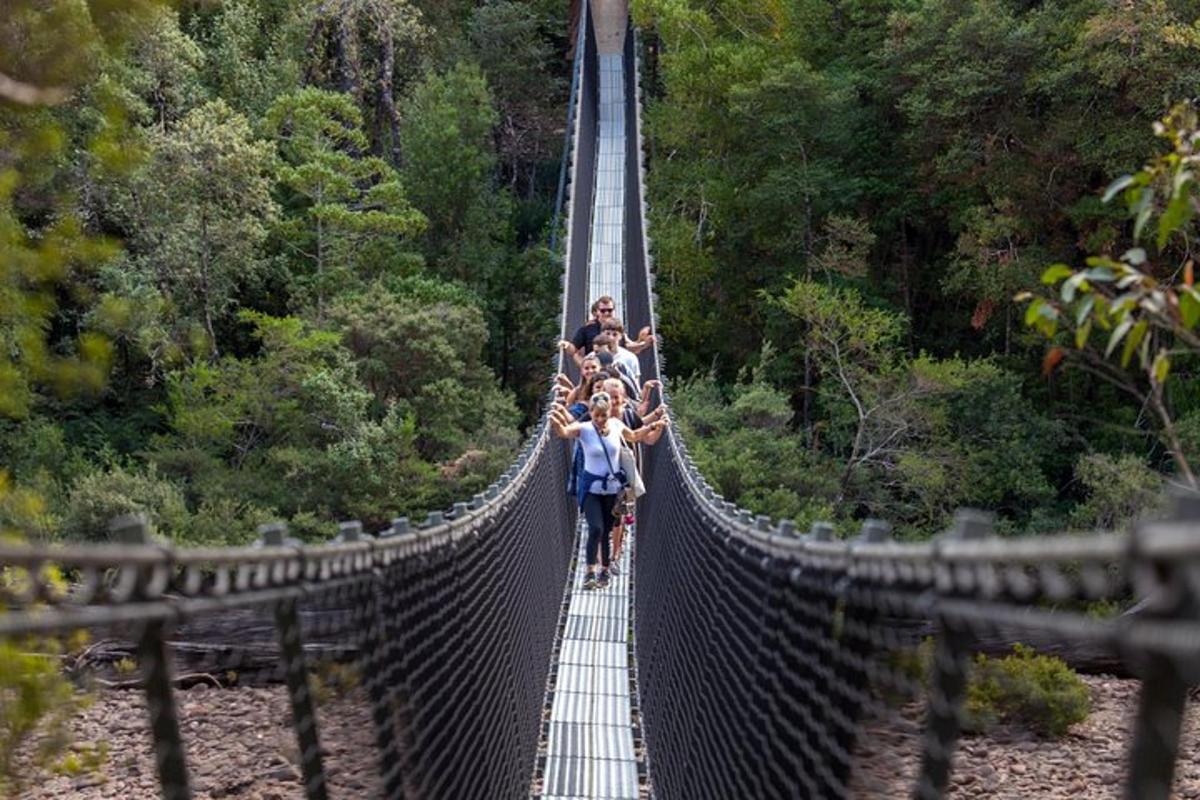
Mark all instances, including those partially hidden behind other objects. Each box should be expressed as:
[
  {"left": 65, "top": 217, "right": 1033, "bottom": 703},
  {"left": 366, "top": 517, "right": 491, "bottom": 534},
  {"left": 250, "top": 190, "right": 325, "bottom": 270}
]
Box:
[{"left": 597, "top": 308, "right": 614, "bottom": 315}]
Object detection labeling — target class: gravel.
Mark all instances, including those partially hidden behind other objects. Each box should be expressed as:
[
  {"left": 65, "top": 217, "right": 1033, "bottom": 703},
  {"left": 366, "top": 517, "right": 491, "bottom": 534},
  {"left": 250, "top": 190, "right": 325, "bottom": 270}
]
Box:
[
  {"left": 850, "top": 675, "right": 1200, "bottom": 798},
  {"left": 12, "top": 675, "right": 1198, "bottom": 798},
  {"left": 14, "top": 684, "right": 379, "bottom": 800}
]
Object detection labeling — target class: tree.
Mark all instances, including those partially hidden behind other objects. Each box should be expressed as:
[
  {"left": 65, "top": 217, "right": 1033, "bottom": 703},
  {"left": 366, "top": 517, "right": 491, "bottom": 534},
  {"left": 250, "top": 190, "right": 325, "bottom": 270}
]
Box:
[
  {"left": 120, "top": 100, "right": 277, "bottom": 354},
  {"left": 468, "top": 1, "right": 565, "bottom": 189},
  {"left": 265, "top": 87, "right": 426, "bottom": 315},
  {"left": 778, "top": 280, "right": 913, "bottom": 500},
  {"left": 327, "top": 280, "right": 521, "bottom": 460},
  {"left": 400, "top": 62, "right": 500, "bottom": 277},
  {"left": 121, "top": 7, "right": 207, "bottom": 130},
  {"left": 186, "top": 0, "right": 305, "bottom": 119},
  {"left": 1022, "top": 103, "right": 1200, "bottom": 488},
  {"left": 303, "top": 0, "right": 430, "bottom": 161}
]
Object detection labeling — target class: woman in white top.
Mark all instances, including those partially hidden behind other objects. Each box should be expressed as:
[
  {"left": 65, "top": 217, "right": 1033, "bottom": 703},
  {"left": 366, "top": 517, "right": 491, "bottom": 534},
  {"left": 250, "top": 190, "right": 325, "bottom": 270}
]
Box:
[{"left": 551, "top": 391, "right": 669, "bottom": 589}]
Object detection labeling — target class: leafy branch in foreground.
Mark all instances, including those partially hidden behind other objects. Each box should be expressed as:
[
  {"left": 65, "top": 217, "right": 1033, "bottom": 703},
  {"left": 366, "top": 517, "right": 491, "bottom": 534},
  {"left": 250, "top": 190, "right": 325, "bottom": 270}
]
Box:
[{"left": 1019, "top": 103, "right": 1200, "bottom": 487}]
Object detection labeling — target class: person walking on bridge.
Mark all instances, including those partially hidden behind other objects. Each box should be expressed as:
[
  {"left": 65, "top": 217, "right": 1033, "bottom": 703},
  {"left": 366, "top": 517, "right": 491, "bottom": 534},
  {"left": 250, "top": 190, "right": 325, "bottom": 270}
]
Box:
[
  {"left": 551, "top": 391, "right": 668, "bottom": 589},
  {"left": 601, "top": 378, "right": 666, "bottom": 575},
  {"left": 559, "top": 295, "right": 655, "bottom": 368}
]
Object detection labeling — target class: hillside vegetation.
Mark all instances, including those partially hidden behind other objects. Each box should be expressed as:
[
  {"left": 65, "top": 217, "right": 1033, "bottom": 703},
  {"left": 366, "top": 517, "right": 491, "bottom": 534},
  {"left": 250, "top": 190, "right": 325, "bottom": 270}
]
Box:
[
  {"left": 635, "top": 0, "right": 1200, "bottom": 537},
  {"left": 1, "top": 0, "right": 569, "bottom": 543}
]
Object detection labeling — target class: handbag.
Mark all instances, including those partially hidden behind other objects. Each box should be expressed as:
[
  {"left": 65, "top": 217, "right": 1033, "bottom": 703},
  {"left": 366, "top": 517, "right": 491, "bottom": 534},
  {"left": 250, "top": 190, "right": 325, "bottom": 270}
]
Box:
[{"left": 619, "top": 444, "right": 646, "bottom": 498}]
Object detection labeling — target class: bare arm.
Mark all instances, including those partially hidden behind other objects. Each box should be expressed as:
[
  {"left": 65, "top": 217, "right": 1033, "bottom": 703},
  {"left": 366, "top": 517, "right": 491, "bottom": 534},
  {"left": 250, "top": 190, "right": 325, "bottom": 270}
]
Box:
[
  {"left": 636, "top": 379, "right": 661, "bottom": 416},
  {"left": 641, "top": 413, "right": 668, "bottom": 445},
  {"left": 559, "top": 339, "right": 586, "bottom": 368},
  {"left": 625, "top": 326, "right": 656, "bottom": 354},
  {"left": 623, "top": 416, "right": 669, "bottom": 444},
  {"left": 550, "top": 405, "right": 583, "bottom": 439}
]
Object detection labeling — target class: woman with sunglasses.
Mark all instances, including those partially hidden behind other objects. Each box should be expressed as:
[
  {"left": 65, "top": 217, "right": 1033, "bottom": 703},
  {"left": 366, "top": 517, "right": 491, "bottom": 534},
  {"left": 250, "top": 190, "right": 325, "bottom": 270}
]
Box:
[{"left": 551, "top": 391, "right": 669, "bottom": 589}]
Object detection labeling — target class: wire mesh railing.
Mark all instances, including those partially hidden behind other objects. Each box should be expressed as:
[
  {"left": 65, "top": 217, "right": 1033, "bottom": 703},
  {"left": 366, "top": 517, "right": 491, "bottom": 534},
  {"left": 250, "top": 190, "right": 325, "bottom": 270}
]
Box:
[
  {"left": 0, "top": 417, "right": 577, "bottom": 800},
  {"left": 631, "top": 414, "right": 1200, "bottom": 800},
  {"left": 618, "top": 17, "right": 1200, "bottom": 800}
]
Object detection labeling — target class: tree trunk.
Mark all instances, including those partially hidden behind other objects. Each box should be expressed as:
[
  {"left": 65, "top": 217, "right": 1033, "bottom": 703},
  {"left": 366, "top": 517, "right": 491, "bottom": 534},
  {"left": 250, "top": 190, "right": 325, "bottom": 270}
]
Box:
[
  {"left": 199, "top": 212, "right": 218, "bottom": 358},
  {"left": 378, "top": 24, "right": 400, "bottom": 164}
]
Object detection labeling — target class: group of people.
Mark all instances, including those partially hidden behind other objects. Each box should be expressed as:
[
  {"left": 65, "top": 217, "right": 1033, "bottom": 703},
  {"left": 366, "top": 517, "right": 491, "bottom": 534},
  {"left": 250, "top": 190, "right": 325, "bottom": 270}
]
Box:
[{"left": 551, "top": 295, "right": 669, "bottom": 590}]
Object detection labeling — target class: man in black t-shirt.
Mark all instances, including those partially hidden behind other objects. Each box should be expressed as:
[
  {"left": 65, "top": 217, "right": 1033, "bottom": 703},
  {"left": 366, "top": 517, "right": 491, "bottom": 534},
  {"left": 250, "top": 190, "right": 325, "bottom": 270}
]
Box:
[{"left": 560, "top": 295, "right": 655, "bottom": 367}]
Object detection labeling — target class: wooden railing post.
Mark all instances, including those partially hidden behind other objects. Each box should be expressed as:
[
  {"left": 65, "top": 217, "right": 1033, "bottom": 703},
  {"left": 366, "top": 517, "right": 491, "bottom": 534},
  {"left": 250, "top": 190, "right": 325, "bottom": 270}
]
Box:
[
  {"left": 1125, "top": 492, "right": 1200, "bottom": 800},
  {"left": 914, "top": 509, "right": 992, "bottom": 800},
  {"left": 110, "top": 515, "right": 192, "bottom": 800},
  {"left": 259, "top": 522, "right": 329, "bottom": 800}
]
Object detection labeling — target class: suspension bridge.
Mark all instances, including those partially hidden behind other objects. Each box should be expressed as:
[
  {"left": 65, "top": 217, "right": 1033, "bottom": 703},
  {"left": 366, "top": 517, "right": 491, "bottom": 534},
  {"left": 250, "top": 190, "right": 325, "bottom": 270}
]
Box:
[{"left": 2, "top": 2, "right": 1200, "bottom": 799}]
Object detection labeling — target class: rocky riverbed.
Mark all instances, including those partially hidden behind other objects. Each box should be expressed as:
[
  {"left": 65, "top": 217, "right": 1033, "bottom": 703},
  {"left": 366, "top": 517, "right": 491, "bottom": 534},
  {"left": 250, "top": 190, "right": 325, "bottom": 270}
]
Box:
[
  {"left": 12, "top": 675, "right": 1199, "bottom": 798},
  {"left": 850, "top": 675, "right": 1200, "bottom": 798},
  {"left": 14, "top": 685, "right": 379, "bottom": 800}
]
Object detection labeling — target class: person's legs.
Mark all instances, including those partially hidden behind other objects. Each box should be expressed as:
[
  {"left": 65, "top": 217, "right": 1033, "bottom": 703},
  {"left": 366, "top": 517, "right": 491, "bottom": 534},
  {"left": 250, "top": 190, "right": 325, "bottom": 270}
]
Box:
[
  {"left": 595, "top": 494, "right": 615, "bottom": 586},
  {"left": 582, "top": 494, "right": 606, "bottom": 588}
]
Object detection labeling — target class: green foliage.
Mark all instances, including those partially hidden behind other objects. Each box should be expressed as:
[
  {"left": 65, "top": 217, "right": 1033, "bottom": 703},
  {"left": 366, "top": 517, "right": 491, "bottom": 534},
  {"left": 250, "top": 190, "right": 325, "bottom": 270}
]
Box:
[
  {"left": 118, "top": 99, "right": 278, "bottom": 352},
  {"left": 401, "top": 62, "right": 500, "bottom": 276},
  {"left": 638, "top": 0, "right": 1200, "bottom": 533},
  {"left": 1070, "top": 452, "right": 1164, "bottom": 531},
  {"left": 186, "top": 0, "right": 305, "bottom": 118},
  {"left": 468, "top": 0, "right": 565, "bottom": 172},
  {"left": 301, "top": 0, "right": 431, "bottom": 160},
  {"left": 965, "top": 644, "right": 1091, "bottom": 738},
  {"left": 62, "top": 465, "right": 190, "bottom": 542},
  {"left": 0, "top": 634, "right": 100, "bottom": 795},
  {"left": 265, "top": 87, "right": 426, "bottom": 311},
  {"left": 890, "top": 640, "right": 1091, "bottom": 738},
  {"left": 1022, "top": 104, "right": 1200, "bottom": 487}
]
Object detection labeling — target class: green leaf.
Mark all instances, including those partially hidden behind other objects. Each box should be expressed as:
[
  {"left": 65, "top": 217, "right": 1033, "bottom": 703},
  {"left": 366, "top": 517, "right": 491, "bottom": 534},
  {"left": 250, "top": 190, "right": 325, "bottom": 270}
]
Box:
[
  {"left": 1105, "top": 318, "right": 1133, "bottom": 359},
  {"left": 1180, "top": 288, "right": 1200, "bottom": 329},
  {"left": 1120, "top": 319, "right": 1148, "bottom": 368},
  {"left": 1158, "top": 190, "right": 1192, "bottom": 248},
  {"left": 1041, "top": 264, "right": 1073, "bottom": 285},
  {"left": 1075, "top": 319, "right": 1092, "bottom": 349},
  {"left": 1133, "top": 187, "right": 1155, "bottom": 241},
  {"left": 1084, "top": 256, "right": 1121, "bottom": 272},
  {"left": 1102, "top": 174, "right": 1135, "bottom": 203},
  {"left": 1153, "top": 349, "right": 1171, "bottom": 384},
  {"left": 1061, "top": 273, "right": 1088, "bottom": 303},
  {"left": 1024, "top": 298, "right": 1044, "bottom": 328},
  {"left": 1082, "top": 265, "right": 1116, "bottom": 283},
  {"left": 1075, "top": 294, "right": 1095, "bottom": 327},
  {"left": 1122, "top": 248, "right": 1147, "bottom": 266}
]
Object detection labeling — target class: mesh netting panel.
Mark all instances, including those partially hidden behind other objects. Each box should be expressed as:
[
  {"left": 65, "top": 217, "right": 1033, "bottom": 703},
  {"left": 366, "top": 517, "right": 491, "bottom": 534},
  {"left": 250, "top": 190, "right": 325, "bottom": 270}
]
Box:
[
  {"left": 634, "top": 434, "right": 1198, "bottom": 800},
  {"left": 0, "top": 430, "right": 576, "bottom": 800}
]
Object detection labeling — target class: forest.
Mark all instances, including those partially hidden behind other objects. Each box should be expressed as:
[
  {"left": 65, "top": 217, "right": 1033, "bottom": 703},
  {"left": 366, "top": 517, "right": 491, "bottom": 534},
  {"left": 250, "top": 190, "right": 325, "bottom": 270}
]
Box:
[
  {"left": 4, "top": 0, "right": 1200, "bottom": 544},
  {"left": 635, "top": 0, "right": 1200, "bottom": 537},
  {"left": 1, "top": 0, "right": 571, "bottom": 544}
]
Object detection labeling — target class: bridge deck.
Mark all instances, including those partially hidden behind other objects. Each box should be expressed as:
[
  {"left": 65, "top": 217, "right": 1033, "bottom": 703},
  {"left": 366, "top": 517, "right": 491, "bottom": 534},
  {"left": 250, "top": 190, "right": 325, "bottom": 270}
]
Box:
[
  {"left": 540, "top": 527, "right": 638, "bottom": 799},
  {"left": 539, "top": 31, "right": 641, "bottom": 799}
]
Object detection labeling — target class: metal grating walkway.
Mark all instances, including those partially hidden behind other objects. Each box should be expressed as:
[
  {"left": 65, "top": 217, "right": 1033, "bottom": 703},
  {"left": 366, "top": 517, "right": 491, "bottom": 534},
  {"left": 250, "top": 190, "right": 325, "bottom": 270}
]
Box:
[
  {"left": 539, "top": 35, "right": 640, "bottom": 800},
  {"left": 540, "top": 528, "right": 638, "bottom": 799},
  {"left": 587, "top": 53, "right": 627, "bottom": 314}
]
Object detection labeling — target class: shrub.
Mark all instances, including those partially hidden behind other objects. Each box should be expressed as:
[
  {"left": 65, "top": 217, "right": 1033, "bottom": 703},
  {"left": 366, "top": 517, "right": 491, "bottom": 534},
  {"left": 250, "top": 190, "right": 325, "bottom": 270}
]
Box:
[
  {"left": 883, "top": 640, "right": 1091, "bottom": 738},
  {"left": 965, "top": 644, "right": 1091, "bottom": 737},
  {"left": 1070, "top": 452, "right": 1164, "bottom": 531},
  {"left": 178, "top": 498, "right": 275, "bottom": 547},
  {"left": 0, "top": 565, "right": 102, "bottom": 793},
  {"left": 62, "top": 466, "right": 191, "bottom": 542}
]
